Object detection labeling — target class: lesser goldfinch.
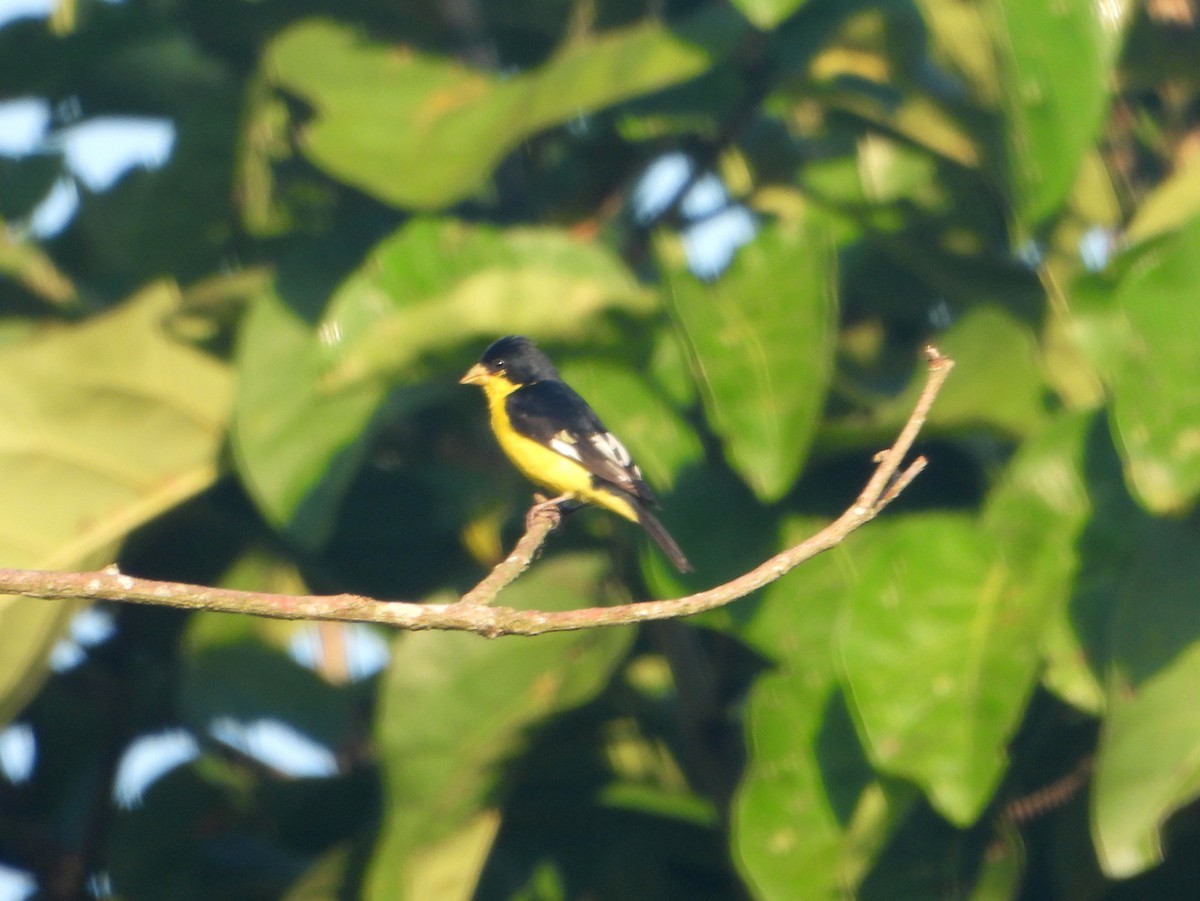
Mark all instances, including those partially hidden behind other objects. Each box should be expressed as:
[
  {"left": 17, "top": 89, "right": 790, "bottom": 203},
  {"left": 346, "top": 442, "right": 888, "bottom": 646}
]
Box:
[{"left": 460, "top": 335, "right": 693, "bottom": 573}]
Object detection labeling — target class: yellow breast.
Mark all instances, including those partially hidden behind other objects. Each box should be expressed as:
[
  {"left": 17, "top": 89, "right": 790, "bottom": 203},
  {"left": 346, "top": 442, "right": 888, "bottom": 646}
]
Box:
[{"left": 480, "top": 378, "right": 638, "bottom": 523}]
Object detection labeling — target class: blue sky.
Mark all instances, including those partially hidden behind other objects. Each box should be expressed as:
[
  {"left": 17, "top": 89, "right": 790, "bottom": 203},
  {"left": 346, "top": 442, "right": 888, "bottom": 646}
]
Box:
[
  {"left": 0, "top": 0, "right": 175, "bottom": 238},
  {"left": 0, "top": 94, "right": 175, "bottom": 237}
]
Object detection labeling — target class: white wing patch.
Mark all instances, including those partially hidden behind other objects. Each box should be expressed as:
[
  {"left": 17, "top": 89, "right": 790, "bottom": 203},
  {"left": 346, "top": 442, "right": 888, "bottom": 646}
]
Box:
[
  {"left": 550, "top": 429, "right": 583, "bottom": 462},
  {"left": 590, "top": 431, "right": 633, "bottom": 469}
]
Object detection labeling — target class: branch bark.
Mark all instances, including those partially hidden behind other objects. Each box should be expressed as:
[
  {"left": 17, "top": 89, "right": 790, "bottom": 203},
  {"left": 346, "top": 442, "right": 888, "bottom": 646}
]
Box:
[{"left": 0, "top": 348, "right": 954, "bottom": 638}]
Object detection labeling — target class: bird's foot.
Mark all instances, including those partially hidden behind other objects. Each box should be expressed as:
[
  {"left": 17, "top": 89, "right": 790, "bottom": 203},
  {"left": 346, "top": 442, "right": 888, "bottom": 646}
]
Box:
[{"left": 526, "top": 493, "right": 572, "bottom": 531}]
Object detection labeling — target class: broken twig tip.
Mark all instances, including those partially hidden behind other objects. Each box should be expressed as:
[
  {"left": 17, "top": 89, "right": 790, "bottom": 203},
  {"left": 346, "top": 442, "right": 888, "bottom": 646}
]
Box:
[{"left": 923, "top": 345, "right": 953, "bottom": 370}]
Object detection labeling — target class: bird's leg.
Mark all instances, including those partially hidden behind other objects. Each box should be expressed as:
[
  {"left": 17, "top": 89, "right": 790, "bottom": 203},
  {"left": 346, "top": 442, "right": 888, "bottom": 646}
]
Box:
[{"left": 526, "top": 493, "right": 573, "bottom": 530}]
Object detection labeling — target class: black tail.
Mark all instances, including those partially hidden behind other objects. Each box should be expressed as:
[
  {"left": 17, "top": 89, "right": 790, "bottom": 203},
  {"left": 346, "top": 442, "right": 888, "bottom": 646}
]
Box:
[{"left": 635, "top": 505, "right": 693, "bottom": 573}]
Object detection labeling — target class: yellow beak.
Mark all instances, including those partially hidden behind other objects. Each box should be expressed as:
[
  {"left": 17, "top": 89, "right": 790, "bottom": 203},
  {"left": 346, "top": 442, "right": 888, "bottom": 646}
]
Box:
[{"left": 459, "top": 362, "right": 489, "bottom": 385}]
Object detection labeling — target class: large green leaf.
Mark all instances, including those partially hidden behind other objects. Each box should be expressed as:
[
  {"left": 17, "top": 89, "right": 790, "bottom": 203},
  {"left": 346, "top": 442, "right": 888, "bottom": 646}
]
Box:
[
  {"left": 322, "top": 221, "right": 656, "bottom": 389},
  {"left": 364, "top": 555, "right": 633, "bottom": 901},
  {"left": 836, "top": 515, "right": 1045, "bottom": 825},
  {"left": 736, "top": 668, "right": 911, "bottom": 901},
  {"left": 981, "top": 411, "right": 1100, "bottom": 713},
  {"left": 1091, "top": 519, "right": 1200, "bottom": 877},
  {"left": 1068, "top": 216, "right": 1200, "bottom": 514},
  {"left": 919, "top": 305, "right": 1046, "bottom": 436},
  {"left": 0, "top": 284, "right": 233, "bottom": 725},
  {"left": 1106, "top": 219, "right": 1200, "bottom": 513},
  {"left": 265, "top": 11, "right": 747, "bottom": 209},
  {"left": 666, "top": 213, "right": 837, "bottom": 502},
  {"left": 232, "top": 219, "right": 656, "bottom": 547},
  {"left": 851, "top": 305, "right": 1047, "bottom": 443},
  {"left": 986, "top": 0, "right": 1130, "bottom": 228},
  {"left": 734, "top": 524, "right": 913, "bottom": 900},
  {"left": 231, "top": 280, "right": 385, "bottom": 550}
]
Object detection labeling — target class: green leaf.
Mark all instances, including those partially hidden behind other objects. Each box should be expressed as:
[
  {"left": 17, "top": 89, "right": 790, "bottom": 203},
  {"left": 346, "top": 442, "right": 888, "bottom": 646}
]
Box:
[
  {"left": 265, "top": 11, "right": 747, "bottom": 209},
  {"left": 968, "top": 840, "right": 1024, "bottom": 901},
  {"left": 1091, "top": 519, "right": 1200, "bottom": 877},
  {"left": 364, "top": 555, "right": 632, "bottom": 901},
  {"left": 819, "top": 303, "right": 1047, "bottom": 471},
  {"left": 231, "top": 280, "right": 386, "bottom": 549},
  {"left": 1107, "top": 220, "right": 1200, "bottom": 513},
  {"left": 232, "top": 219, "right": 655, "bottom": 547},
  {"left": 915, "top": 0, "right": 1004, "bottom": 105},
  {"left": 730, "top": 0, "right": 810, "bottom": 30},
  {"left": 860, "top": 305, "right": 1047, "bottom": 442},
  {"left": 1069, "top": 216, "right": 1200, "bottom": 514},
  {"left": 323, "top": 221, "right": 656, "bottom": 390},
  {"left": 666, "top": 213, "right": 837, "bottom": 502},
  {"left": 401, "top": 812, "right": 501, "bottom": 901},
  {"left": 926, "top": 306, "right": 1046, "bottom": 435},
  {"left": 735, "top": 669, "right": 912, "bottom": 901},
  {"left": 0, "top": 284, "right": 233, "bottom": 726},
  {"left": 836, "top": 515, "right": 1045, "bottom": 825},
  {"left": 1123, "top": 156, "right": 1200, "bottom": 247},
  {"left": 986, "top": 0, "right": 1130, "bottom": 228},
  {"left": 283, "top": 844, "right": 351, "bottom": 901},
  {"left": 734, "top": 525, "right": 913, "bottom": 900},
  {"left": 982, "top": 411, "right": 1101, "bottom": 712}
]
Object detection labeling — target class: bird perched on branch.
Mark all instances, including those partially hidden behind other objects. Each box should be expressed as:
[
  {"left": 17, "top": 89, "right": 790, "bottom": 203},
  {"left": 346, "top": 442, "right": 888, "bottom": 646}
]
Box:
[{"left": 460, "top": 335, "right": 693, "bottom": 573}]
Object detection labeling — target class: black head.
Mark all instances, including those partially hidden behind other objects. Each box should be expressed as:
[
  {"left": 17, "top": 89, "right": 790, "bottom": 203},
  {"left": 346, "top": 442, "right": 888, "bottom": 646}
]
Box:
[{"left": 475, "top": 335, "right": 560, "bottom": 385}]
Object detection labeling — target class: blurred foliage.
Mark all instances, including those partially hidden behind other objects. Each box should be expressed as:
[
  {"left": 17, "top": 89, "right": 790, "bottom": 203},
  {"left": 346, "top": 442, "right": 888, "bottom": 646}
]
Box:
[{"left": 3, "top": 0, "right": 1200, "bottom": 898}]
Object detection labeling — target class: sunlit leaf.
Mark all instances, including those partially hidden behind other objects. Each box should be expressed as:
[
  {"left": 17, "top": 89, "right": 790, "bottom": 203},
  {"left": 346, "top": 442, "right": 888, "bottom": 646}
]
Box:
[
  {"left": 982, "top": 411, "right": 1101, "bottom": 713},
  {"left": 734, "top": 524, "right": 913, "bottom": 900},
  {"left": 402, "top": 811, "right": 500, "bottom": 901},
  {"left": 231, "top": 280, "right": 385, "bottom": 549},
  {"left": 821, "top": 304, "right": 1047, "bottom": 452},
  {"left": 0, "top": 284, "right": 232, "bottom": 726},
  {"left": 901, "top": 305, "right": 1047, "bottom": 436},
  {"left": 1123, "top": 157, "right": 1200, "bottom": 247},
  {"left": 730, "top": 0, "right": 810, "bottom": 30},
  {"left": 323, "top": 220, "right": 655, "bottom": 389},
  {"left": 265, "top": 12, "right": 747, "bottom": 209},
  {"left": 985, "top": 0, "right": 1131, "bottom": 228},
  {"left": 666, "top": 213, "right": 837, "bottom": 502},
  {"left": 1068, "top": 216, "right": 1200, "bottom": 514},
  {"left": 915, "top": 0, "right": 1002, "bottom": 104},
  {"left": 836, "top": 515, "right": 1044, "bottom": 825}
]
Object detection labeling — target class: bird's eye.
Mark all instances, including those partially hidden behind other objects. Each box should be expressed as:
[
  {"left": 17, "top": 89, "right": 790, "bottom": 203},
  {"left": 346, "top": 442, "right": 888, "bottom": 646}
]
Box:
[{"left": 491, "top": 359, "right": 505, "bottom": 370}]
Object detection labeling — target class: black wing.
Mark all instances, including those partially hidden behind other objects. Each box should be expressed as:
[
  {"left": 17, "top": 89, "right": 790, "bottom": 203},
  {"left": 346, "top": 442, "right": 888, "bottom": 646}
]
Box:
[{"left": 506, "top": 380, "right": 657, "bottom": 505}]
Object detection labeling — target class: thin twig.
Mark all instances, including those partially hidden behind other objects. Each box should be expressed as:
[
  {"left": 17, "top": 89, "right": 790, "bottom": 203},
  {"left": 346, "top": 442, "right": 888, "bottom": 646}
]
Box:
[
  {"left": 453, "top": 506, "right": 560, "bottom": 607},
  {"left": 0, "top": 350, "right": 954, "bottom": 638}
]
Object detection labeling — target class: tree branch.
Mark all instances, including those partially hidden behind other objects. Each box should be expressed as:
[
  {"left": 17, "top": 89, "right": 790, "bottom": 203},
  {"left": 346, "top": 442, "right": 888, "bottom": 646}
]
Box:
[{"left": 0, "top": 348, "right": 953, "bottom": 638}]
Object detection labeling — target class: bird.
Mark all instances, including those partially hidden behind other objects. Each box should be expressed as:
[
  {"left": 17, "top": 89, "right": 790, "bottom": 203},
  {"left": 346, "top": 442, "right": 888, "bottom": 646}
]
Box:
[{"left": 460, "top": 335, "right": 693, "bottom": 573}]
